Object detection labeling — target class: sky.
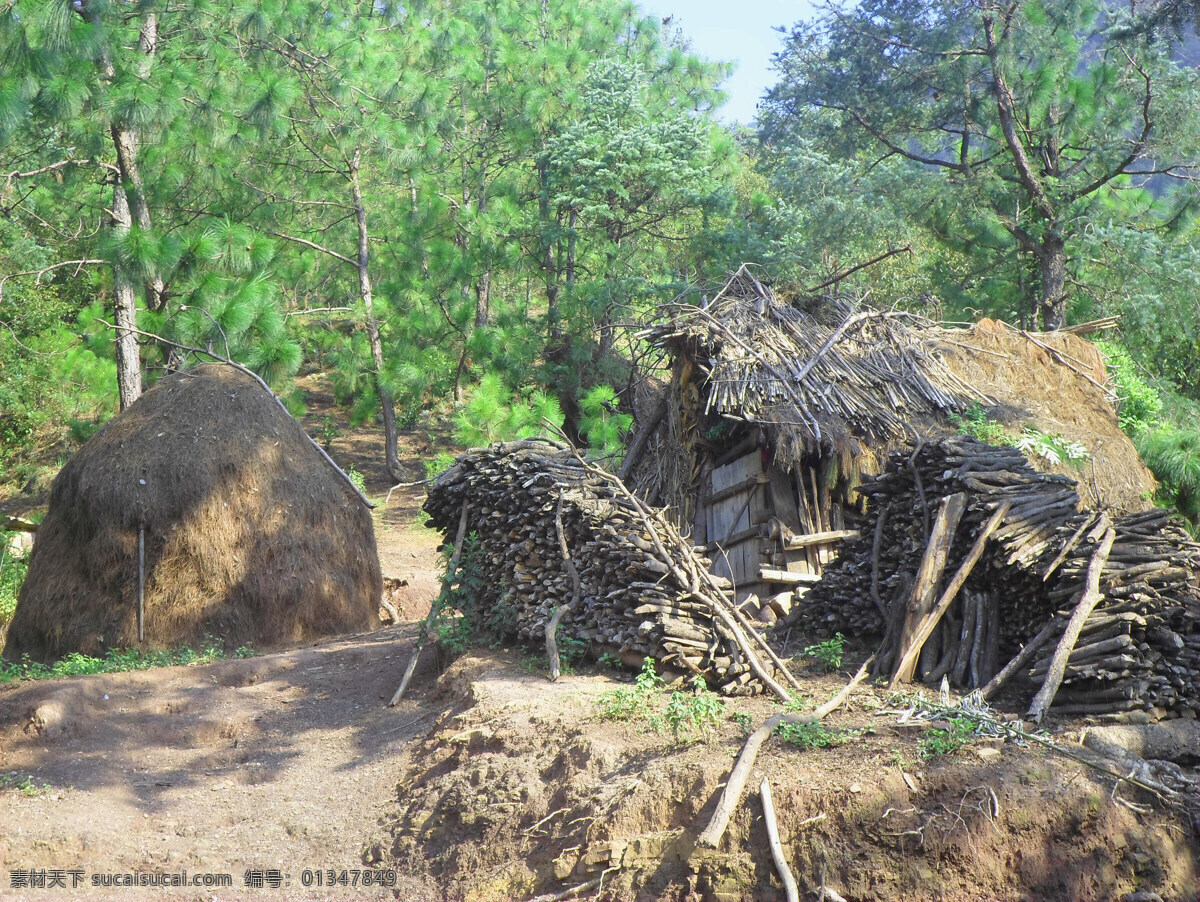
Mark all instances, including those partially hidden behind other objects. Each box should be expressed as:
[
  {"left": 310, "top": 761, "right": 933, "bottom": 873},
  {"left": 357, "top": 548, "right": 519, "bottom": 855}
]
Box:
[{"left": 637, "top": 1, "right": 821, "bottom": 125}]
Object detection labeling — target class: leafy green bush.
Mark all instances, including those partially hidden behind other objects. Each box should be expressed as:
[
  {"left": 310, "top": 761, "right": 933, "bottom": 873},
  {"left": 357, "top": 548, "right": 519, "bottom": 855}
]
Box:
[
  {"left": 1096, "top": 339, "right": 1164, "bottom": 434},
  {"left": 921, "top": 717, "right": 978, "bottom": 757},
  {"left": 802, "top": 633, "right": 845, "bottom": 672}
]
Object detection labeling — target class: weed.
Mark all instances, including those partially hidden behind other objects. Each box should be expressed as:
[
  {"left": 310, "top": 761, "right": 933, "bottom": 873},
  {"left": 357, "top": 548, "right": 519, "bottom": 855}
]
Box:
[
  {"left": 0, "top": 772, "right": 52, "bottom": 797},
  {"left": 597, "top": 657, "right": 662, "bottom": 722},
  {"left": 784, "top": 693, "right": 814, "bottom": 713},
  {"left": 662, "top": 678, "right": 725, "bottom": 741},
  {"left": 775, "top": 721, "right": 856, "bottom": 750},
  {"left": 730, "top": 710, "right": 754, "bottom": 735},
  {"left": 802, "top": 633, "right": 845, "bottom": 672},
  {"left": 948, "top": 402, "right": 1009, "bottom": 445},
  {"left": 346, "top": 466, "right": 368, "bottom": 496},
  {"left": 949, "top": 402, "right": 1089, "bottom": 467},
  {"left": 921, "top": 717, "right": 978, "bottom": 757},
  {"left": 315, "top": 415, "right": 341, "bottom": 449},
  {"left": 596, "top": 652, "right": 623, "bottom": 671},
  {"left": 424, "top": 451, "right": 458, "bottom": 481}
]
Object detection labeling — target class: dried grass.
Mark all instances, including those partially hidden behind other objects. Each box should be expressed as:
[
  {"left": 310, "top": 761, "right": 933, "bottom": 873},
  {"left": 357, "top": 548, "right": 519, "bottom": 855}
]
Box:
[{"left": 3, "top": 364, "right": 381, "bottom": 662}]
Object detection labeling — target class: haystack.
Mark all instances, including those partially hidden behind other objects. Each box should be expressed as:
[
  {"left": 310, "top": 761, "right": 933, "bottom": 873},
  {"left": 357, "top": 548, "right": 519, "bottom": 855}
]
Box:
[{"left": 3, "top": 364, "right": 381, "bottom": 663}]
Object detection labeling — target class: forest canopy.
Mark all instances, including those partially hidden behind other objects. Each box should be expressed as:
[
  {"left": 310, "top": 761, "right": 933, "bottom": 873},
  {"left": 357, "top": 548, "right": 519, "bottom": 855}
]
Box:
[{"left": 1, "top": 0, "right": 1198, "bottom": 523}]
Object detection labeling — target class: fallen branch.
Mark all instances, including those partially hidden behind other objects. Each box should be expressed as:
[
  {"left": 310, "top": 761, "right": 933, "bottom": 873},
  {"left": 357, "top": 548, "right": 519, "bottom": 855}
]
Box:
[
  {"left": 696, "top": 656, "right": 873, "bottom": 849},
  {"left": 760, "top": 777, "right": 799, "bottom": 902},
  {"left": 1028, "top": 524, "right": 1116, "bottom": 724}
]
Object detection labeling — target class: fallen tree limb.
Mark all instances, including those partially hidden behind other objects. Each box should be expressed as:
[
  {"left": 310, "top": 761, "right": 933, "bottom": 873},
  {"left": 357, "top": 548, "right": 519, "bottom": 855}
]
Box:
[
  {"left": 760, "top": 777, "right": 799, "bottom": 902},
  {"left": 696, "top": 656, "right": 873, "bottom": 849}
]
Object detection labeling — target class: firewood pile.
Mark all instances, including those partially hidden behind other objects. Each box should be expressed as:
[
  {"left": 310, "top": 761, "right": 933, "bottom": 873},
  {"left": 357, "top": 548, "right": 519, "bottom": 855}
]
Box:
[
  {"left": 423, "top": 439, "right": 794, "bottom": 697},
  {"left": 790, "top": 435, "right": 1200, "bottom": 717}
]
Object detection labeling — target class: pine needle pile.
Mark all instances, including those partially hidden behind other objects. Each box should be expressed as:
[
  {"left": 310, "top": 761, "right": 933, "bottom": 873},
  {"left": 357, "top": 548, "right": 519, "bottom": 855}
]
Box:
[
  {"left": 791, "top": 436, "right": 1200, "bottom": 717},
  {"left": 423, "top": 440, "right": 790, "bottom": 696}
]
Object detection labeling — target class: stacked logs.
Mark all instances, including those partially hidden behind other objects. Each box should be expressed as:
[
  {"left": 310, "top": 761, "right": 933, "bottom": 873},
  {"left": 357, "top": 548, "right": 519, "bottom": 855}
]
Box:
[
  {"left": 423, "top": 439, "right": 790, "bottom": 696},
  {"left": 790, "top": 435, "right": 1200, "bottom": 716}
]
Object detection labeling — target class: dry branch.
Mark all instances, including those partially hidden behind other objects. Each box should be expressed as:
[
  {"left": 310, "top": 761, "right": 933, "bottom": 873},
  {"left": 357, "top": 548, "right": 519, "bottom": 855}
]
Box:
[
  {"left": 696, "top": 657, "right": 872, "bottom": 849},
  {"left": 1028, "top": 524, "right": 1116, "bottom": 724}
]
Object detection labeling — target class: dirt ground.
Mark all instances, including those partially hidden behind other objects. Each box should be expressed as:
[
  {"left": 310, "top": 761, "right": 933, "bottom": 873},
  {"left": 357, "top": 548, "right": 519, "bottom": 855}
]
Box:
[{"left": 2, "top": 383, "right": 1199, "bottom": 901}]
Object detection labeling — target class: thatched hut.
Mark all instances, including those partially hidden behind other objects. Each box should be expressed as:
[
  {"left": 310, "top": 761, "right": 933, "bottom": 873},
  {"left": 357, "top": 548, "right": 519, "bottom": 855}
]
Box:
[
  {"left": 636, "top": 266, "right": 1154, "bottom": 613},
  {"left": 3, "top": 364, "right": 381, "bottom": 663}
]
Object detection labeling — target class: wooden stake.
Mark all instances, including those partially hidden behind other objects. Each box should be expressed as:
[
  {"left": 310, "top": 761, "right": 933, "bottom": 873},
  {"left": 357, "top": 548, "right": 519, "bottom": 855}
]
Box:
[
  {"left": 890, "top": 501, "right": 1009, "bottom": 686},
  {"left": 137, "top": 522, "right": 145, "bottom": 643},
  {"left": 548, "top": 494, "right": 581, "bottom": 682},
  {"left": 760, "top": 778, "right": 799, "bottom": 902},
  {"left": 1028, "top": 524, "right": 1116, "bottom": 724}
]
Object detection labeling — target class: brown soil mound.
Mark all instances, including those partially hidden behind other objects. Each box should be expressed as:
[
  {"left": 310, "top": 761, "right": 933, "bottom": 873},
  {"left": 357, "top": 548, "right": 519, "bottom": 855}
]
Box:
[
  {"left": 937, "top": 320, "right": 1155, "bottom": 512},
  {"left": 379, "top": 653, "right": 1200, "bottom": 902},
  {"left": 3, "top": 364, "right": 381, "bottom": 662}
]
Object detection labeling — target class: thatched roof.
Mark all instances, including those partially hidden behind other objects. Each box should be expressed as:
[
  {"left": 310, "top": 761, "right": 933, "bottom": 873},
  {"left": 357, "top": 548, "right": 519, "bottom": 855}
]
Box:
[
  {"left": 3, "top": 364, "right": 382, "bottom": 663},
  {"left": 641, "top": 265, "right": 972, "bottom": 464},
  {"left": 640, "top": 267, "right": 1155, "bottom": 513}
]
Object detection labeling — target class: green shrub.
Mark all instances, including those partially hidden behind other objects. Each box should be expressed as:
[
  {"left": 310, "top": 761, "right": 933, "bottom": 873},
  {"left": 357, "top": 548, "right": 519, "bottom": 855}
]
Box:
[
  {"left": 802, "top": 633, "right": 845, "bottom": 672},
  {"left": 921, "top": 717, "right": 978, "bottom": 757},
  {"left": 1096, "top": 339, "right": 1164, "bottom": 434}
]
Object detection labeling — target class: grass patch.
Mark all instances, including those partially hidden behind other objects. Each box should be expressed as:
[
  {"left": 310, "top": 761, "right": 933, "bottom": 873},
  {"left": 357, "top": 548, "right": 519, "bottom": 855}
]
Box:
[{"left": 0, "top": 642, "right": 253, "bottom": 685}]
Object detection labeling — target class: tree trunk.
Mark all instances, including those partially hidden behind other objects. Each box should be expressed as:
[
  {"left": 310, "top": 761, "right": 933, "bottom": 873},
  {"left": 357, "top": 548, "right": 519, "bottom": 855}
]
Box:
[
  {"left": 350, "top": 149, "right": 405, "bottom": 484},
  {"left": 111, "top": 180, "right": 142, "bottom": 410},
  {"left": 84, "top": 7, "right": 161, "bottom": 408},
  {"left": 1038, "top": 233, "right": 1067, "bottom": 331}
]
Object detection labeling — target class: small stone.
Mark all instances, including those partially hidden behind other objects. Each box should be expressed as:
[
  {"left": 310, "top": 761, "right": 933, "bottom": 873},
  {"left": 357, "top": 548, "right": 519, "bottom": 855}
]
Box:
[
  {"left": 848, "top": 783, "right": 861, "bottom": 793},
  {"left": 975, "top": 747, "right": 1001, "bottom": 760}
]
